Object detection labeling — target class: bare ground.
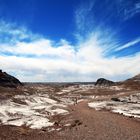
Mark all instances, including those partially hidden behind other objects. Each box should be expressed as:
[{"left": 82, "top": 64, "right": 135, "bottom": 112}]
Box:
[
  {"left": 0, "top": 100, "right": 140, "bottom": 140},
  {"left": 62, "top": 101, "right": 140, "bottom": 140},
  {"left": 0, "top": 83, "right": 140, "bottom": 140}
]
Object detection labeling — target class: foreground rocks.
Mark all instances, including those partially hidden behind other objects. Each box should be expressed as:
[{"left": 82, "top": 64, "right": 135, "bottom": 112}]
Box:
[{"left": 0, "top": 70, "right": 22, "bottom": 88}]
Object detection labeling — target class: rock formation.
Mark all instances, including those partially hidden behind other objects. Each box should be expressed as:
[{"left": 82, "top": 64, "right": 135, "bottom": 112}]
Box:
[
  {"left": 0, "top": 70, "right": 22, "bottom": 88},
  {"left": 95, "top": 78, "right": 114, "bottom": 86}
]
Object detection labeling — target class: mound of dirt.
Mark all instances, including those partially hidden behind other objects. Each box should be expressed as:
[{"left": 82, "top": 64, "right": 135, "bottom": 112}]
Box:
[{"left": 0, "top": 70, "right": 22, "bottom": 88}]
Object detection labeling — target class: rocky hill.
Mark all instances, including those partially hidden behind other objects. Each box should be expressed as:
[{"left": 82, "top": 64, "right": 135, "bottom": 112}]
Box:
[
  {"left": 130, "top": 74, "right": 140, "bottom": 81},
  {"left": 95, "top": 78, "right": 115, "bottom": 86},
  {"left": 0, "top": 70, "right": 22, "bottom": 88},
  {"left": 120, "top": 73, "right": 140, "bottom": 90}
]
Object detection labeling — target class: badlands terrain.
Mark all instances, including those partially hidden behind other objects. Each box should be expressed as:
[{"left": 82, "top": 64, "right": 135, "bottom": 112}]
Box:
[{"left": 0, "top": 70, "right": 140, "bottom": 140}]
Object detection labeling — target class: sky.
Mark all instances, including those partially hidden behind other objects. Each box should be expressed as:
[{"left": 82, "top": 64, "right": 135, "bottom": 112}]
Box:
[{"left": 0, "top": 0, "right": 140, "bottom": 82}]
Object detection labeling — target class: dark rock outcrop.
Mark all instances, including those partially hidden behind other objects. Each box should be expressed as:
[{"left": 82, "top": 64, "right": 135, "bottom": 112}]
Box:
[
  {"left": 0, "top": 70, "right": 22, "bottom": 88},
  {"left": 95, "top": 78, "right": 114, "bottom": 86}
]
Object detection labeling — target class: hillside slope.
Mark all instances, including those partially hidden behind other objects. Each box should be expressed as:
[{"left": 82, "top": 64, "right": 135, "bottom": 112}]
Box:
[{"left": 0, "top": 70, "right": 22, "bottom": 88}]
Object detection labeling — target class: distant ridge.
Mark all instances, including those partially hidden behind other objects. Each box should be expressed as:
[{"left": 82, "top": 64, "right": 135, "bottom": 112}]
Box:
[
  {"left": 0, "top": 70, "right": 22, "bottom": 88},
  {"left": 130, "top": 74, "right": 140, "bottom": 81},
  {"left": 120, "top": 73, "right": 140, "bottom": 90}
]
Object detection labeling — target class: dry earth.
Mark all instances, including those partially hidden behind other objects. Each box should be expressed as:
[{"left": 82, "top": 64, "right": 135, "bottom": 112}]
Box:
[{"left": 0, "top": 83, "right": 140, "bottom": 140}]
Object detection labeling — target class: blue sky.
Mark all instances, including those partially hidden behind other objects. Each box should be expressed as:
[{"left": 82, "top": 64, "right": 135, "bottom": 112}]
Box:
[{"left": 0, "top": 0, "right": 140, "bottom": 82}]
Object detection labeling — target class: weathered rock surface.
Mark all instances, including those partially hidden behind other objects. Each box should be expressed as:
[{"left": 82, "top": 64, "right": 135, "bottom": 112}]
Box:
[
  {"left": 95, "top": 78, "right": 114, "bottom": 86},
  {"left": 0, "top": 70, "right": 22, "bottom": 88}
]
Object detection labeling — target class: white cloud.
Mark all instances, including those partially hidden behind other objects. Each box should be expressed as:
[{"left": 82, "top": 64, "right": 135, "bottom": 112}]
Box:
[
  {"left": 0, "top": 20, "right": 140, "bottom": 82},
  {"left": 0, "top": 21, "right": 41, "bottom": 43},
  {"left": 0, "top": 39, "right": 74, "bottom": 59},
  {"left": 0, "top": 30, "right": 140, "bottom": 82}
]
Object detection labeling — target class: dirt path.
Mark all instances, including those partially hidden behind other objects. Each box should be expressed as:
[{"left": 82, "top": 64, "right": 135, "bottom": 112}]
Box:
[{"left": 57, "top": 101, "right": 140, "bottom": 140}]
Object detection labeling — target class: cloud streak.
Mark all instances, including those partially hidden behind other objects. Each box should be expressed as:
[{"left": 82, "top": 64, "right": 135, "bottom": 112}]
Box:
[{"left": 115, "top": 37, "right": 140, "bottom": 51}]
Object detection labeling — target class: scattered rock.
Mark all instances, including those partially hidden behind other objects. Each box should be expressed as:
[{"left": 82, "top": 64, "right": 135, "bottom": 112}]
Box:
[
  {"left": 70, "top": 120, "right": 82, "bottom": 128},
  {"left": 111, "top": 98, "right": 120, "bottom": 102},
  {"left": 54, "top": 121, "right": 59, "bottom": 126}
]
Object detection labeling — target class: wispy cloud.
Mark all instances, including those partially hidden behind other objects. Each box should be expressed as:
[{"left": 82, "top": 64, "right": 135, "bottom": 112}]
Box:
[
  {"left": 124, "top": 2, "right": 140, "bottom": 20},
  {"left": 74, "top": 0, "right": 95, "bottom": 40},
  {"left": 0, "top": 21, "right": 41, "bottom": 43},
  {"left": 115, "top": 38, "right": 140, "bottom": 51}
]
